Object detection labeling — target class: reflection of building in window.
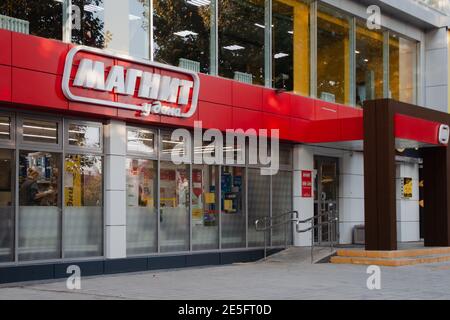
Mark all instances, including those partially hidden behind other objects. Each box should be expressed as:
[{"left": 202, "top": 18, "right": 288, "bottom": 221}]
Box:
[
  {"left": 317, "top": 5, "right": 350, "bottom": 105},
  {"left": 355, "top": 21, "right": 384, "bottom": 107},
  {"left": 219, "top": 0, "right": 265, "bottom": 85},
  {"left": 19, "top": 152, "right": 60, "bottom": 207},
  {"left": 153, "top": 0, "right": 210, "bottom": 73},
  {"left": 64, "top": 155, "right": 102, "bottom": 207},
  {"left": 389, "top": 34, "right": 418, "bottom": 104},
  {"left": 272, "top": 0, "right": 309, "bottom": 94}
]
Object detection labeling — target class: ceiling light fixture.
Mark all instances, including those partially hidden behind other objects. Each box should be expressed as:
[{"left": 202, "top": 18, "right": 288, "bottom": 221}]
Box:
[
  {"left": 84, "top": 4, "right": 104, "bottom": 13},
  {"left": 223, "top": 45, "right": 245, "bottom": 51},
  {"left": 173, "top": 30, "right": 198, "bottom": 37},
  {"left": 186, "top": 0, "right": 211, "bottom": 7}
]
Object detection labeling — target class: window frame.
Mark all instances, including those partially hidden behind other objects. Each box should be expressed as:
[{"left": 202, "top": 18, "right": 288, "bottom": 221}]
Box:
[
  {"left": 17, "top": 113, "right": 63, "bottom": 152},
  {"left": 64, "top": 118, "right": 104, "bottom": 154},
  {"left": 126, "top": 125, "right": 158, "bottom": 160},
  {"left": 0, "top": 111, "right": 16, "bottom": 149}
]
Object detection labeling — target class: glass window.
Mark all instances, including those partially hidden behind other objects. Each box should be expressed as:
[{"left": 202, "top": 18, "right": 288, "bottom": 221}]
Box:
[
  {"left": 0, "top": 0, "right": 63, "bottom": 40},
  {"left": 0, "top": 116, "right": 11, "bottom": 140},
  {"left": 219, "top": 0, "right": 265, "bottom": 85},
  {"left": 22, "top": 119, "right": 58, "bottom": 145},
  {"left": 272, "top": 0, "right": 309, "bottom": 94},
  {"left": 317, "top": 5, "right": 350, "bottom": 104},
  {"left": 355, "top": 21, "right": 384, "bottom": 107},
  {"left": 161, "top": 131, "right": 187, "bottom": 158},
  {"left": 64, "top": 154, "right": 103, "bottom": 258},
  {"left": 127, "top": 128, "right": 155, "bottom": 154},
  {"left": 389, "top": 34, "right": 418, "bottom": 104},
  {"left": 68, "top": 123, "right": 101, "bottom": 149},
  {"left": 221, "top": 166, "right": 246, "bottom": 249},
  {"left": 192, "top": 165, "right": 219, "bottom": 251},
  {"left": 160, "top": 162, "right": 190, "bottom": 252},
  {"left": 18, "top": 151, "right": 61, "bottom": 261},
  {"left": 72, "top": 0, "right": 150, "bottom": 59},
  {"left": 271, "top": 170, "right": 292, "bottom": 246},
  {"left": 153, "top": 0, "right": 211, "bottom": 73},
  {"left": 247, "top": 168, "right": 270, "bottom": 247},
  {"left": 279, "top": 144, "right": 292, "bottom": 168},
  {"left": 0, "top": 149, "right": 14, "bottom": 263},
  {"left": 126, "top": 158, "right": 157, "bottom": 255}
]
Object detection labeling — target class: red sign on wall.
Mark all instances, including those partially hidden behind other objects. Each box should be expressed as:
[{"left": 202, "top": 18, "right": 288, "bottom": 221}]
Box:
[{"left": 301, "top": 170, "right": 313, "bottom": 198}]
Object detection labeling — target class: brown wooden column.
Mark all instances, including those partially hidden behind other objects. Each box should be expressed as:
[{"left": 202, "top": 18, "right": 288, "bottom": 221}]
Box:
[
  {"left": 422, "top": 147, "right": 450, "bottom": 247},
  {"left": 363, "top": 100, "right": 397, "bottom": 251}
]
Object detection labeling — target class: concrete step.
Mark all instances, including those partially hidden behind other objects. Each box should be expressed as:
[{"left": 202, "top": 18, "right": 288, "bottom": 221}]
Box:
[
  {"left": 336, "top": 247, "right": 450, "bottom": 259},
  {"left": 331, "top": 250, "right": 450, "bottom": 267}
]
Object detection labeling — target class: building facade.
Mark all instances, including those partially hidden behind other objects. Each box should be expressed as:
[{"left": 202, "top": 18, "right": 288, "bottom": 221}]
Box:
[{"left": 0, "top": 0, "right": 449, "bottom": 282}]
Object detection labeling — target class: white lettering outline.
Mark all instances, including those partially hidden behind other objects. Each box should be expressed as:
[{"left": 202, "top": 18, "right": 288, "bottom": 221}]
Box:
[{"left": 62, "top": 46, "right": 200, "bottom": 118}]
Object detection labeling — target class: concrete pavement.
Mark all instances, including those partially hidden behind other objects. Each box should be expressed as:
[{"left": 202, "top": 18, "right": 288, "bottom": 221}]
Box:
[{"left": 0, "top": 252, "right": 450, "bottom": 300}]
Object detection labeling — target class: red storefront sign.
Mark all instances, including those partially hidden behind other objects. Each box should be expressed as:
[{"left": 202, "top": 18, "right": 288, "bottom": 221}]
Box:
[
  {"left": 301, "top": 170, "right": 313, "bottom": 198},
  {"left": 62, "top": 46, "right": 200, "bottom": 118}
]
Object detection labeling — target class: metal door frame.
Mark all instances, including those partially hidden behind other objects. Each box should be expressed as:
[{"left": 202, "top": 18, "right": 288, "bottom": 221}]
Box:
[{"left": 314, "top": 156, "right": 339, "bottom": 246}]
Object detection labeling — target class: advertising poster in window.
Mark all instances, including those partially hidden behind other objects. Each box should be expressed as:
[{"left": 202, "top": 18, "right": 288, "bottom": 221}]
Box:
[
  {"left": 126, "top": 160, "right": 140, "bottom": 207},
  {"left": 160, "top": 169, "right": 176, "bottom": 208},
  {"left": 221, "top": 167, "right": 242, "bottom": 214},
  {"left": 192, "top": 169, "right": 203, "bottom": 224},
  {"left": 176, "top": 169, "right": 189, "bottom": 207},
  {"left": 64, "top": 155, "right": 81, "bottom": 206}
]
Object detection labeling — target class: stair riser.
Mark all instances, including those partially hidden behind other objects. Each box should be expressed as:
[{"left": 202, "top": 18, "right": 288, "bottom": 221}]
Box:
[
  {"left": 336, "top": 248, "right": 450, "bottom": 259},
  {"left": 331, "top": 255, "right": 450, "bottom": 267}
]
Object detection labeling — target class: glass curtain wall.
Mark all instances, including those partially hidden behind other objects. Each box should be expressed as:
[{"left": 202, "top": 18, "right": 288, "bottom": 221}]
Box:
[
  {"left": 72, "top": 0, "right": 150, "bottom": 59},
  {"left": 272, "top": 0, "right": 309, "bottom": 94},
  {"left": 0, "top": 0, "right": 63, "bottom": 40},
  {"left": 317, "top": 5, "right": 351, "bottom": 105},
  {"left": 355, "top": 20, "right": 384, "bottom": 107},
  {"left": 218, "top": 0, "right": 265, "bottom": 85},
  {"left": 0, "top": 1, "right": 420, "bottom": 104},
  {"left": 153, "top": 0, "right": 211, "bottom": 73},
  {"left": 389, "top": 34, "right": 418, "bottom": 104}
]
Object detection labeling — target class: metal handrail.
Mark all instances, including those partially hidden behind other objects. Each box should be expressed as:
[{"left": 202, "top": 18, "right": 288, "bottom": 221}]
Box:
[
  {"left": 296, "top": 214, "right": 339, "bottom": 263},
  {"left": 255, "top": 210, "right": 299, "bottom": 260},
  {"left": 254, "top": 210, "right": 338, "bottom": 263}
]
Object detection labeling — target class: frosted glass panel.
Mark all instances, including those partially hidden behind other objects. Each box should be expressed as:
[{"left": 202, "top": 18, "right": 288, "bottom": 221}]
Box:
[
  {"left": 160, "top": 162, "right": 190, "bottom": 252},
  {"left": 272, "top": 171, "right": 293, "bottom": 246},
  {"left": 248, "top": 168, "right": 270, "bottom": 247},
  {"left": 126, "top": 158, "right": 157, "bottom": 255},
  {"left": 64, "top": 207, "right": 103, "bottom": 258},
  {"left": 18, "top": 206, "right": 60, "bottom": 261}
]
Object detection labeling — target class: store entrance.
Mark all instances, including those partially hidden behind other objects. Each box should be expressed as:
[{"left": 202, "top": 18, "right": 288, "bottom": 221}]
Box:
[{"left": 314, "top": 156, "right": 339, "bottom": 245}]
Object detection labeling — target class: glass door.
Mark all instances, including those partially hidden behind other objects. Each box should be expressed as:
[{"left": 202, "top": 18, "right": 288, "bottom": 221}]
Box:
[{"left": 314, "top": 156, "right": 339, "bottom": 245}]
